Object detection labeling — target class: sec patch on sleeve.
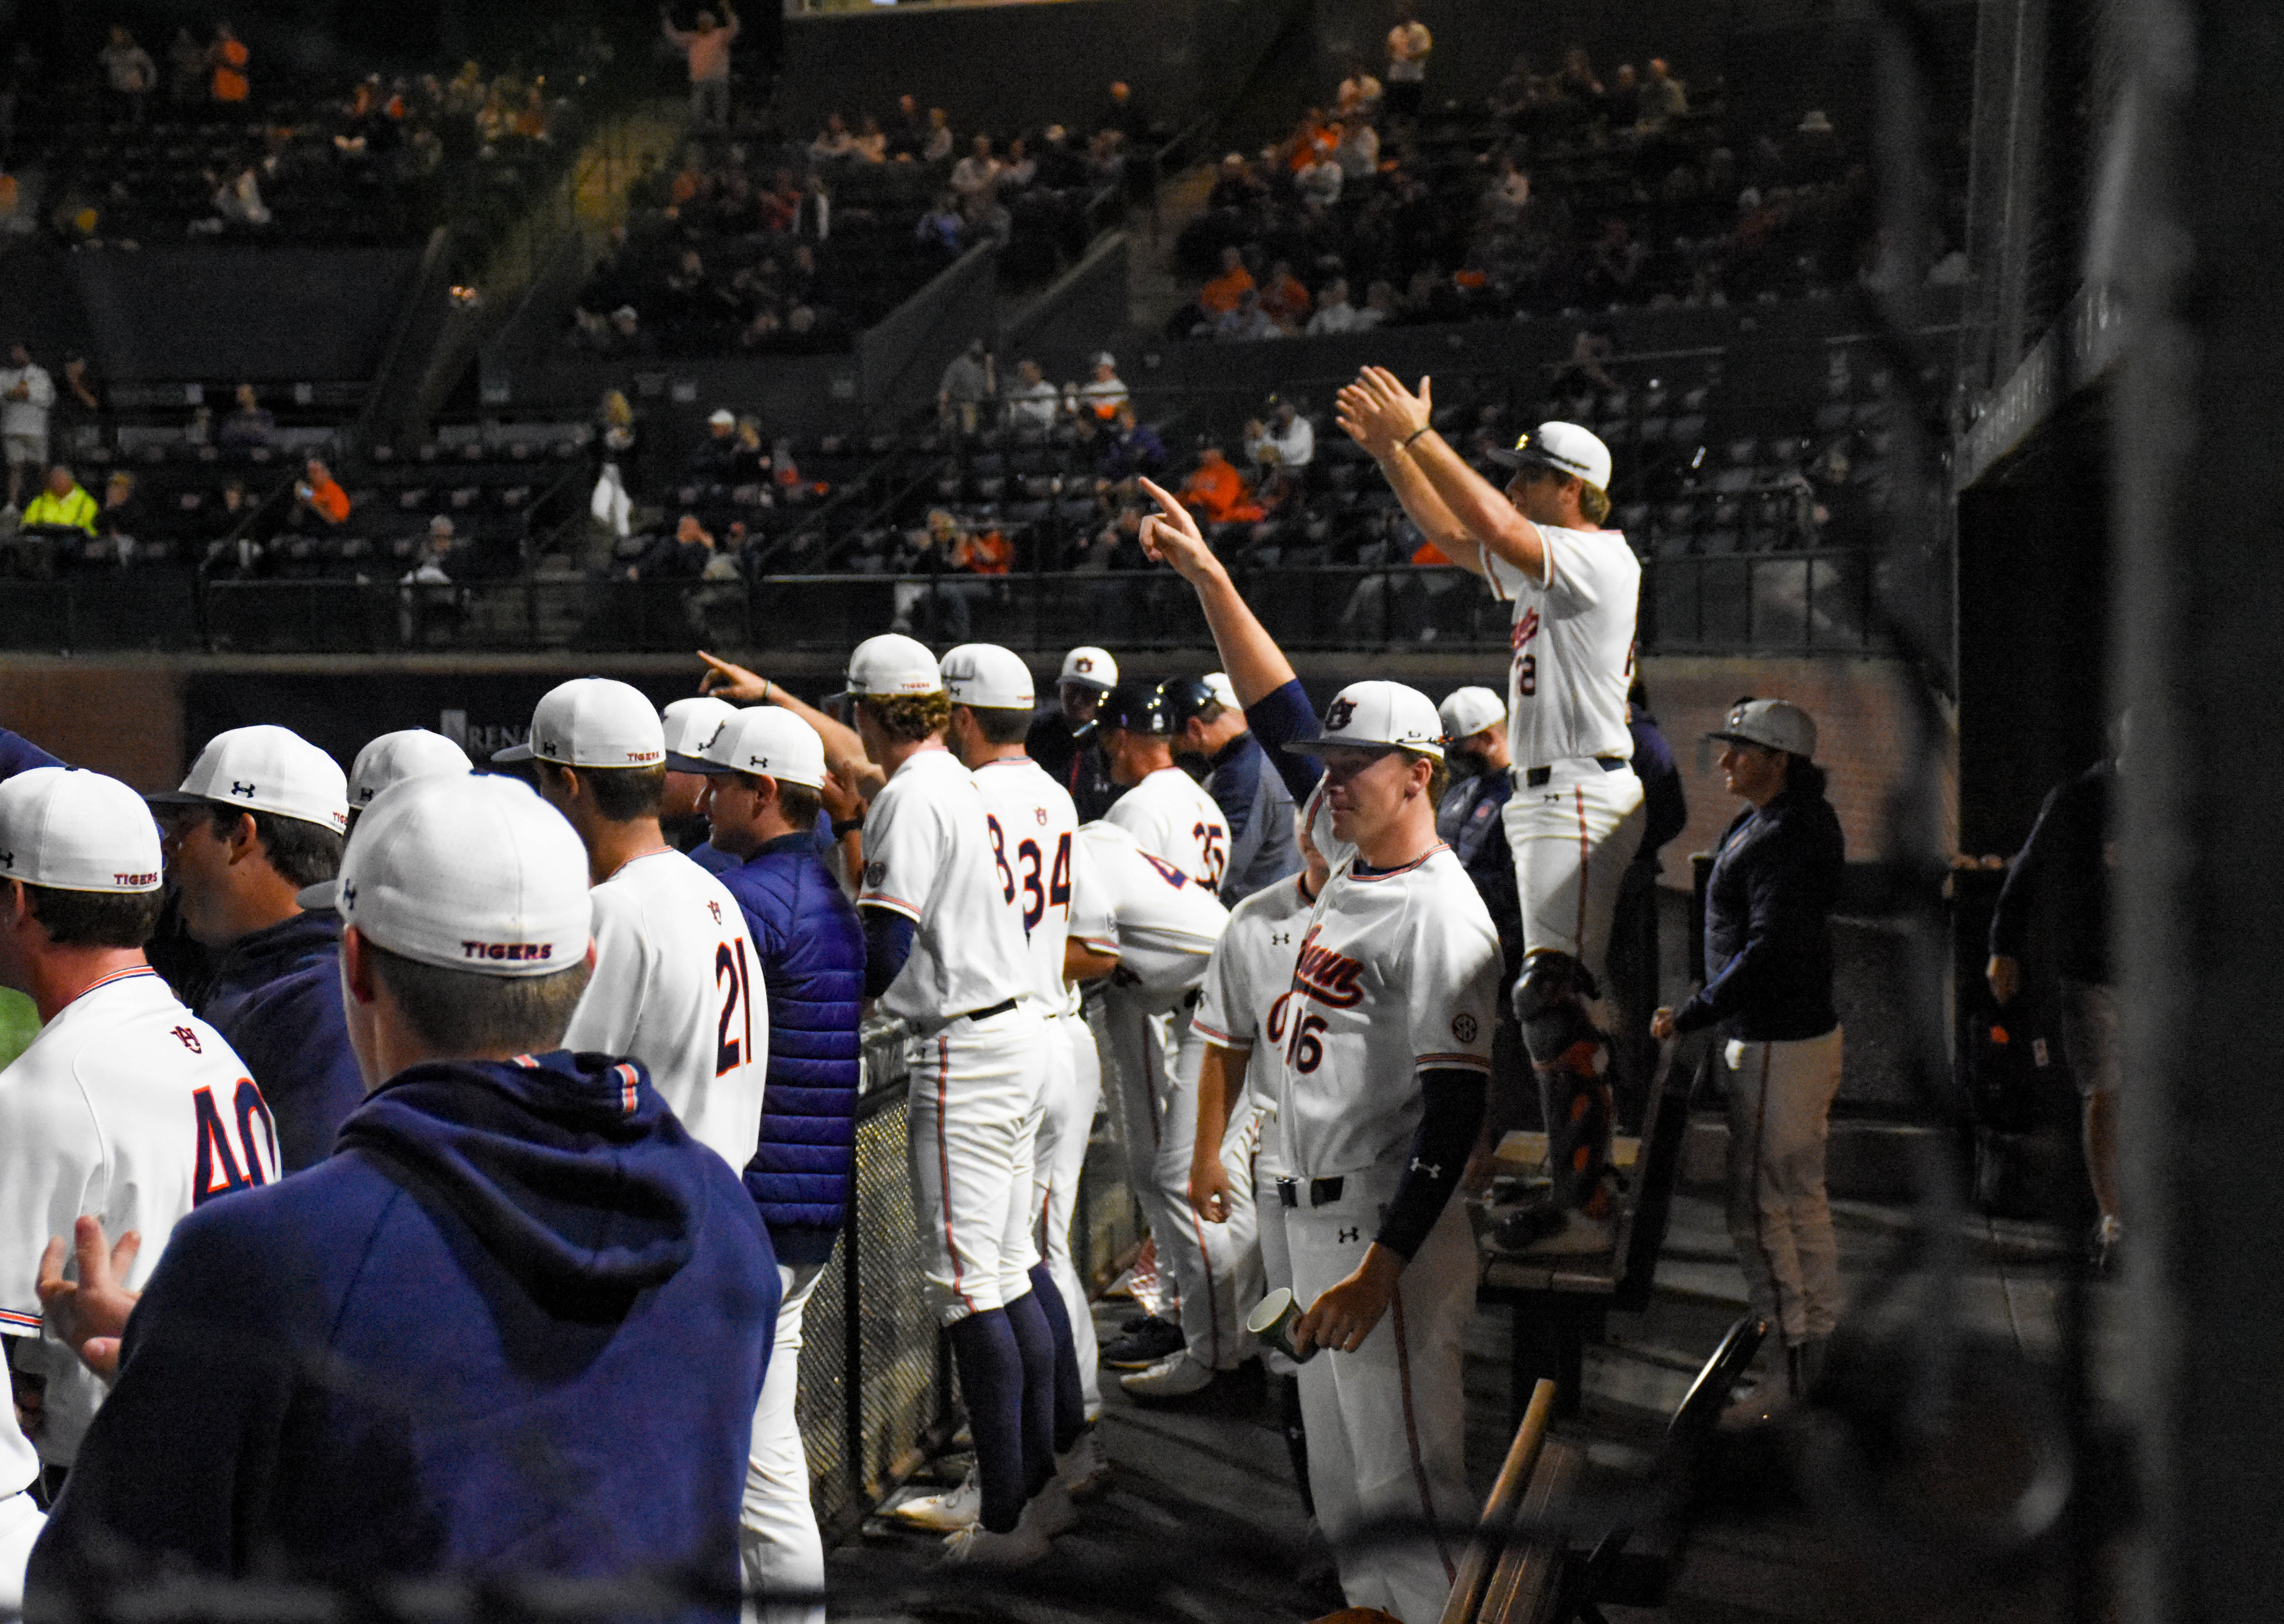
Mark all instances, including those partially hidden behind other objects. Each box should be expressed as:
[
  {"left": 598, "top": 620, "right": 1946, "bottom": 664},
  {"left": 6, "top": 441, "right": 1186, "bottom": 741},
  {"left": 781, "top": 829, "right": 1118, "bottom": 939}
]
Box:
[
  {"left": 1453, "top": 1012, "right": 1478, "bottom": 1044},
  {"left": 863, "top": 861, "right": 888, "bottom": 888}
]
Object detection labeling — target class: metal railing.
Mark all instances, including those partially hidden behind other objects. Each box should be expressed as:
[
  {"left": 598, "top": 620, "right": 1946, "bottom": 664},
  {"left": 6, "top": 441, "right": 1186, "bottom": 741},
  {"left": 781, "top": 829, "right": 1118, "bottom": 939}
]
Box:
[{"left": 0, "top": 553, "right": 1897, "bottom": 659}]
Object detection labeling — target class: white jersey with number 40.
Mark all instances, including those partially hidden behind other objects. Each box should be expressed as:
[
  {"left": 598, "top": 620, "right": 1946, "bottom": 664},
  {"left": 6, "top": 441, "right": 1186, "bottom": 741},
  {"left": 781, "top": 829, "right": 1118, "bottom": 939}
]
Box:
[
  {"left": 562, "top": 848, "right": 767, "bottom": 1173},
  {"left": 971, "top": 756, "right": 1079, "bottom": 1009},
  {"left": 1480, "top": 523, "right": 1639, "bottom": 768},
  {"left": 0, "top": 967, "right": 272, "bottom": 1468}
]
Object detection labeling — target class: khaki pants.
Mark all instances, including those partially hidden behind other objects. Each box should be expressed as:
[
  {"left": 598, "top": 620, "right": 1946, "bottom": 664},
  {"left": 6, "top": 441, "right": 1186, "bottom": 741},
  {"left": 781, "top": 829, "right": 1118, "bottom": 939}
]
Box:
[{"left": 1724, "top": 1028, "right": 1845, "bottom": 1344}]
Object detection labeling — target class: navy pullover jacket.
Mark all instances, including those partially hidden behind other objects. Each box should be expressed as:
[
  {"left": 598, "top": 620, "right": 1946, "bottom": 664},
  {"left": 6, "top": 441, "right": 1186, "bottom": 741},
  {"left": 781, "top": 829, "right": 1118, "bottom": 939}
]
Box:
[
  {"left": 1204, "top": 729, "right": 1299, "bottom": 904},
  {"left": 1988, "top": 762, "right": 2111, "bottom": 986},
  {"left": 0, "top": 728, "right": 61, "bottom": 779},
  {"left": 28, "top": 1050, "right": 776, "bottom": 1619},
  {"left": 1674, "top": 786, "right": 1845, "bottom": 1042},
  {"left": 197, "top": 910, "right": 365, "bottom": 1171},
  {"left": 715, "top": 832, "right": 865, "bottom": 1267}
]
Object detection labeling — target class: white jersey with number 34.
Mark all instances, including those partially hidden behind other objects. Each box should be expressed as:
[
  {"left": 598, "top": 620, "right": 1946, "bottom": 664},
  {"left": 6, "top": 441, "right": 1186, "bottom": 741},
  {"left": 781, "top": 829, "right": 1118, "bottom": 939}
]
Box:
[
  {"left": 1481, "top": 523, "right": 1639, "bottom": 768},
  {"left": 970, "top": 755, "right": 1079, "bottom": 1009},
  {"left": 0, "top": 967, "right": 270, "bottom": 1468},
  {"left": 562, "top": 848, "right": 767, "bottom": 1173}
]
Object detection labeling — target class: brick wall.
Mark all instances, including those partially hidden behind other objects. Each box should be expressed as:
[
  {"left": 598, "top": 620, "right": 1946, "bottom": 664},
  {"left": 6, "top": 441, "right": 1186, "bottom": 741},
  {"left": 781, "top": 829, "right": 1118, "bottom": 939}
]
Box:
[{"left": 0, "top": 661, "right": 185, "bottom": 790}]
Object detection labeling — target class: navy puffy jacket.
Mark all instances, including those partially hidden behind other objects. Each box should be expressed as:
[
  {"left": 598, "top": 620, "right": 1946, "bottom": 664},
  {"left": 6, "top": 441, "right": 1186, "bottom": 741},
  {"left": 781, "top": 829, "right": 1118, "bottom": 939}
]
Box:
[{"left": 715, "top": 833, "right": 865, "bottom": 1267}]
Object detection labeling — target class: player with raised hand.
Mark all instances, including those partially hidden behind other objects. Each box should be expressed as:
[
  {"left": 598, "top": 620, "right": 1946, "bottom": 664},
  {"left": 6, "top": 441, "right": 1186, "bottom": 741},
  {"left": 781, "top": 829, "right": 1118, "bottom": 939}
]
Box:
[
  {"left": 0, "top": 768, "right": 268, "bottom": 1510},
  {"left": 1337, "top": 369, "right": 1644, "bottom": 1250},
  {"left": 1095, "top": 682, "right": 1229, "bottom": 893},
  {"left": 493, "top": 678, "right": 766, "bottom": 1176},
  {"left": 1065, "top": 817, "right": 1241, "bottom": 1399},
  {"left": 838, "top": 635, "right": 1066, "bottom": 1568}
]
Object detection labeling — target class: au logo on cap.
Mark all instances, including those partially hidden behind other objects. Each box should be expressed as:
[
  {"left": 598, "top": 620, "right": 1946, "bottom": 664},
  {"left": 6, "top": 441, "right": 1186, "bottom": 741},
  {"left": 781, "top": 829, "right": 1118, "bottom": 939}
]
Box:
[{"left": 1325, "top": 698, "right": 1357, "bottom": 731}]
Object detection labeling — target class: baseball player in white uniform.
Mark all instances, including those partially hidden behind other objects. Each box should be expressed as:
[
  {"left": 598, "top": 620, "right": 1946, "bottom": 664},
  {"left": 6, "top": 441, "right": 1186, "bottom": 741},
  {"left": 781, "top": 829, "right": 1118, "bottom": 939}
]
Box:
[
  {"left": 346, "top": 730, "right": 472, "bottom": 832},
  {"left": 494, "top": 678, "right": 767, "bottom": 1175},
  {"left": 840, "top": 635, "right": 1066, "bottom": 1568},
  {"left": 0, "top": 767, "right": 270, "bottom": 1515},
  {"left": 1217, "top": 682, "right": 1500, "bottom": 1624},
  {"left": 1190, "top": 804, "right": 1332, "bottom": 1504},
  {"left": 1339, "top": 372, "right": 1643, "bottom": 1243},
  {"left": 660, "top": 695, "right": 742, "bottom": 873},
  {"left": 1096, "top": 683, "right": 1230, "bottom": 893},
  {"left": 1066, "top": 818, "right": 1244, "bottom": 1399}
]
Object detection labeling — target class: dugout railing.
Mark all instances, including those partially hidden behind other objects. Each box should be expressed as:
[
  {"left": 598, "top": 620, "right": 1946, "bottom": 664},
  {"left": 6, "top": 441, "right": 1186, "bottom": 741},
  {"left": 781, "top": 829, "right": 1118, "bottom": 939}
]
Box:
[{"left": 0, "top": 551, "right": 1894, "bottom": 659}]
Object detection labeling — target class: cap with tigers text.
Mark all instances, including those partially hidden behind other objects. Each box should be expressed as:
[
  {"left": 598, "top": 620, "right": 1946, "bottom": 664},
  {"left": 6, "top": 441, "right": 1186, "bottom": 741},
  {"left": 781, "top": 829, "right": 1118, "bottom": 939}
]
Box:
[
  {"left": 0, "top": 767, "right": 164, "bottom": 893},
  {"left": 942, "top": 643, "right": 1036, "bottom": 711},
  {"left": 829, "top": 634, "right": 943, "bottom": 703},
  {"left": 492, "top": 678, "right": 666, "bottom": 768},
  {"left": 147, "top": 723, "right": 350, "bottom": 835}
]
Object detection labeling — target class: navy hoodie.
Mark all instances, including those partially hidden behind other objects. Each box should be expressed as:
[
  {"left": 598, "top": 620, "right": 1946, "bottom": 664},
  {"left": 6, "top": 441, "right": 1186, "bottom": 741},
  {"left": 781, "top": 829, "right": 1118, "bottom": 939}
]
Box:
[
  {"left": 197, "top": 910, "right": 366, "bottom": 1171},
  {"left": 29, "top": 1050, "right": 777, "bottom": 1620}
]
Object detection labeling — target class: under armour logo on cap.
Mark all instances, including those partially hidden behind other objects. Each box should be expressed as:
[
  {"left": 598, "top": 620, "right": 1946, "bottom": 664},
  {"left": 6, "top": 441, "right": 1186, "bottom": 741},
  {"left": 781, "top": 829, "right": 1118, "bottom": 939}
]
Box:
[
  {"left": 340, "top": 881, "right": 357, "bottom": 908},
  {"left": 1338, "top": 1227, "right": 1360, "bottom": 1244},
  {"left": 231, "top": 781, "right": 256, "bottom": 797}
]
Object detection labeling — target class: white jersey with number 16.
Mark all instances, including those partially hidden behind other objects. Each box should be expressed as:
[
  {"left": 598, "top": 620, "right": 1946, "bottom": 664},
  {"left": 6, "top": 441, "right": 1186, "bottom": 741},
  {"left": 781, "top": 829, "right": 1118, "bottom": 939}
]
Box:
[{"left": 562, "top": 848, "right": 768, "bottom": 1173}]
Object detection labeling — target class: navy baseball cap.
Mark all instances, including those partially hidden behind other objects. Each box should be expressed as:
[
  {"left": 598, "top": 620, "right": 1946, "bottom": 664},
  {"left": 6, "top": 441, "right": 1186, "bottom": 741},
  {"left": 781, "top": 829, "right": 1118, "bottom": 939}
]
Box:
[{"left": 1097, "top": 681, "right": 1170, "bottom": 736}]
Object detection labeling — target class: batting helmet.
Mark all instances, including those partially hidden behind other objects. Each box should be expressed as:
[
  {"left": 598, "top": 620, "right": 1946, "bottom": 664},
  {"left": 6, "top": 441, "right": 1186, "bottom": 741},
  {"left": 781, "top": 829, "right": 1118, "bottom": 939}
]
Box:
[{"left": 1097, "top": 681, "right": 1171, "bottom": 736}]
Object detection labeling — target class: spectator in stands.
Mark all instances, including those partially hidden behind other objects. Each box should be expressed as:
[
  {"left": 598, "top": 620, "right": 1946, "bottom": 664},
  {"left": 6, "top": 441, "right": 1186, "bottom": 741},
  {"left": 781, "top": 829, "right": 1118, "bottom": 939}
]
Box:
[
  {"left": 951, "top": 136, "right": 1001, "bottom": 208},
  {"left": 1334, "top": 117, "right": 1380, "bottom": 181},
  {"left": 917, "top": 193, "right": 965, "bottom": 253},
  {"left": 1198, "top": 245, "right": 1255, "bottom": 319},
  {"left": 690, "top": 408, "right": 740, "bottom": 482},
  {"left": 207, "top": 23, "right": 250, "bottom": 104},
  {"left": 1308, "top": 277, "right": 1364, "bottom": 334},
  {"left": 807, "top": 113, "right": 856, "bottom": 164},
  {"left": 1258, "top": 260, "right": 1313, "bottom": 330},
  {"left": 1100, "top": 404, "right": 1166, "bottom": 485},
  {"left": 220, "top": 384, "right": 274, "bottom": 450},
  {"left": 101, "top": 26, "right": 156, "bottom": 124},
  {"left": 2, "top": 342, "right": 54, "bottom": 513},
  {"left": 1005, "top": 359, "right": 1061, "bottom": 430},
  {"left": 1384, "top": 2, "right": 1431, "bottom": 120},
  {"left": 888, "top": 93, "right": 926, "bottom": 159},
  {"left": 1055, "top": 353, "right": 1120, "bottom": 425},
  {"left": 1207, "top": 152, "right": 1269, "bottom": 212},
  {"left": 399, "top": 517, "right": 460, "bottom": 642},
  {"left": 22, "top": 465, "right": 96, "bottom": 536},
  {"left": 1641, "top": 58, "right": 1689, "bottom": 130},
  {"left": 1101, "top": 81, "right": 1149, "bottom": 147},
  {"left": 209, "top": 162, "right": 272, "bottom": 228},
  {"left": 1296, "top": 148, "right": 1343, "bottom": 208},
  {"left": 661, "top": 2, "right": 740, "bottom": 130},
  {"left": 606, "top": 304, "right": 655, "bottom": 357},
  {"left": 55, "top": 356, "right": 97, "bottom": 449},
  {"left": 1606, "top": 63, "right": 1642, "bottom": 129},
  {"left": 166, "top": 26, "right": 206, "bottom": 104},
  {"left": 1213, "top": 287, "right": 1280, "bottom": 342},
  {"left": 630, "top": 512, "right": 714, "bottom": 583},
  {"left": 937, "top": 339, "right": 995, "bottom": 436},
  {"left": 292, "top": 459, "right": 350, "bottom": 529},
  {"left": 1337, "top": 56, "right": 1383, "bottom": 120},
  {"left": 999, "top": 136, "right": 1037, "bottom": 191},
  {"left": 922, "top": 108, "right": 954, "bottom": 164},
  {"left": 852, "top": 115, "right": 888, "bottom": 164},
  {"left": 1076, "top": 504, "right": 1149, "bottom": 572},
  {"left": 1244, "top": 399, "right": 1314, "bottom": 481},
  {"left": 1176, "top": 440, "right": 1263, "bottom": 527},
  {"left": 94, "top": 470, "right": 143, "bottom": 568}
]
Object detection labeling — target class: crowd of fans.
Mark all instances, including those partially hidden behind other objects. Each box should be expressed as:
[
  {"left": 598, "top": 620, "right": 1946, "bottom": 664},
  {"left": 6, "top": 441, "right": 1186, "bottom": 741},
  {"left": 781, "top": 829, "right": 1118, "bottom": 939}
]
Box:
[
  {"left": 566, "top": 80, "right": 1155, "bottom": 358},
  {"left": 0, "top": 21, "right": 599, "bottom": 246},
  {"left": 1173, "top": 46, "right": 1961, "bottom": 339}
]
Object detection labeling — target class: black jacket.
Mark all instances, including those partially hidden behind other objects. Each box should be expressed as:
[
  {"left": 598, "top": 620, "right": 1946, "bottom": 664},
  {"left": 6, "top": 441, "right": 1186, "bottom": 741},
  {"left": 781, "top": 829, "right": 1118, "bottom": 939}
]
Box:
[
  {"left": 1988, "top": 762, "right": 2111, "bottom": 986},
  {"left": 1675, "top": 785, "right": 1845, "bottom": 1041}
]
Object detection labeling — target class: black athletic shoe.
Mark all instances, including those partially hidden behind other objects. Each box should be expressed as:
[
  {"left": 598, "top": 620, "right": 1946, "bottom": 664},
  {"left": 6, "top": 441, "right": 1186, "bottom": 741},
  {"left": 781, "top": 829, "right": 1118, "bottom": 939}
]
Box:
[{"left": 1101, "top": 1315, "right": 1184, "bottom": 1369}]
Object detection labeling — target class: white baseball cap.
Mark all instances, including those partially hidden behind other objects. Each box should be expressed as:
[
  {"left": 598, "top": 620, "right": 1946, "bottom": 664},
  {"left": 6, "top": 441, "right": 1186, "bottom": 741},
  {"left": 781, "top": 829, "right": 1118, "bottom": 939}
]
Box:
[
  {"left": 1204, "top": 672, "right": 1240, "bottom": 712},
  {"left": 492, "top": 678, "right": 667, "bottom": 768},
  {"left": 707, "top": 408, "right": 735, "bottom": 426},
  {"left": 1707, "top": 698, "right": 1817, "bottom": 758},
  {"left": 830, "top": 633, "right": 943, "bottom": 702},
  {"left": 1487, "top": 420, "right": 1614, "bottom": 492},
  {"left": 661, "top": 695, "right": 740, "bottom": 769},
  {"left": 942, "top": 643, "right": 1036, "bottom": 710},
  {"left": 349, "top": 730, "right": 472, "bottom": 810},
  {"left": 0, "top": 767, "right": 164, "bottom": 893},
  {"left": 1438, "top": 685, "right": 1506, "bottom": 743},
  {"left": 1058, "top": 646, "right": 1118, "bottom": 691},
  {"left": 686, "top": 706, "right": 828, "bottom": 789},
  {"left": 318, "top": 773, "right": 592, "bottom": 978},
  {"left": 149, "top": 724, "right": 350, "bottom": 835},
  {"left": 1286, "top": 680, "right": 1445, "bottom": 760}
]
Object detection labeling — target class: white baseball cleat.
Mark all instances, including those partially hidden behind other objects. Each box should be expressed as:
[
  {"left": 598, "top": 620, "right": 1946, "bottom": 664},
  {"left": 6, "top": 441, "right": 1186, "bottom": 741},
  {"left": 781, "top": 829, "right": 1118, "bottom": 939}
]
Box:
[
  {"left": 1120, "top": 1352, "right": 1216, "bottom": 1399},
  {"left": 940, "top": 1512, "right": 1053, "bottom": 1570},
  {"left": 886, "top": 1468, "right": 980, "bottom": 1532},
  {"left": 1055, "top": 1429, "right": 1113, "bottom": 1499}
]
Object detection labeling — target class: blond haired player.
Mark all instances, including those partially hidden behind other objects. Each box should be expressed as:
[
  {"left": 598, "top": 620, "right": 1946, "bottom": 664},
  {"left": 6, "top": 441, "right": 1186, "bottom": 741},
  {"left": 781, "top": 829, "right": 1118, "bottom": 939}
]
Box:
[
  {"left": 840, "top": 635, "right": 1066, "bottom": 1568},
  {"left": 1136, "top": 481, "right": 1501, "bottom": 1623},
  {"left": 1340, "top": 371, "right": 1643, "bottom": 1247},
  {"left": 0, "top": 768, "right": 271, "bottom": 1527},
  {"left": 495, "top": 678, "right": 766, "bottom": 1174}
]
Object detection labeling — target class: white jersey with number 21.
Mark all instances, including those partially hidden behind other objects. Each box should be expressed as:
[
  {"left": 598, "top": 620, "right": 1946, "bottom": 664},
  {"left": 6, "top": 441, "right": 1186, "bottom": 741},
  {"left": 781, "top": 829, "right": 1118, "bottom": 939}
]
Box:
[
  {"left": 1480, "top": 523, "right": 1639, "bottom": 768},
  {"left": 562, "top": 848, "right": 768, "bottom": 1173}
]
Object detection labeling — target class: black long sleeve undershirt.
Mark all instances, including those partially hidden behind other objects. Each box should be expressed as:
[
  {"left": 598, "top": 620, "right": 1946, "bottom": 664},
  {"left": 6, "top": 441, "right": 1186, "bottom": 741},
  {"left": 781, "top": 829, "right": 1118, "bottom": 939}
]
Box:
[
  {"left": 1374, "top": 1068, "right": 1487, "bottom": 1261},
  {"left": 859, "top": 905, "right": 915, "bottom": 1000}
]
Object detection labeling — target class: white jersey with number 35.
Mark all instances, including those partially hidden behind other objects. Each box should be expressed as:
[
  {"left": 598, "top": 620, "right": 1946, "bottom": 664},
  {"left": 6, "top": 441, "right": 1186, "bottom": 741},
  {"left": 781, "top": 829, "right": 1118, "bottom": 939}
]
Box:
[
  {"left": 1261, "top": 847, "right": 1501, "bottom": 1183},
  {"left": 562, "top": 848, "right": 767, "bottom": 1173},
  {"left": 970, "top": 755, "right": 1079, "bottom": 1009},
  {"left": 1103, "top": 765, "right": 1230, "bottom": 894},
  {"left": 0, "top": 967, "right": 270, "bottom": 1467},
  {"left": 1480, "top": 523, "right": 1638, "bottom": 768},
  {"left": 1067, "top": 821, "right": 1229, "bottom": 1006}
]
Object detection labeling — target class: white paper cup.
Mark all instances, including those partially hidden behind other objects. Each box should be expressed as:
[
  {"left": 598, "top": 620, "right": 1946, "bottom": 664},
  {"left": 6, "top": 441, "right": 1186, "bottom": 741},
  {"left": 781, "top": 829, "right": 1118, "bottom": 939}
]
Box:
[{"left": 1246, "top": 1286, "right": 1317, "bottom": 1364}]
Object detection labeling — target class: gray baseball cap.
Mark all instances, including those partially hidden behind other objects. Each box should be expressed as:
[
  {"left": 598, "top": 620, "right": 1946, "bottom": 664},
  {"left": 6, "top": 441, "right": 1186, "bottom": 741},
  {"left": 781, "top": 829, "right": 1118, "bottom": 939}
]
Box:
[{"left": 1706, "top": 698, "right": 1816, "bottom": 758}]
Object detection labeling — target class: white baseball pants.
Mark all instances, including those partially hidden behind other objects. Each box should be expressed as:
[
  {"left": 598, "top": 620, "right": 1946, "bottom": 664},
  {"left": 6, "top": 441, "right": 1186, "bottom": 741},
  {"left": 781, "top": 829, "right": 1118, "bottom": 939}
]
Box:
[
  {"left": 0, "top": 1490, "right": 41, "bottom": 1615},
  {"left": 1252, "top": 1105, "right": 1303, "bottom": 1378},
  {"left": 1091, "top": 990, "right": 1261, "bottom": 1368},
  {"left": 1724, "top": 1029, "right": 1846, "bottom": 1345},
  {"left": 1285, "top": 1166, "right": 1477, "bottom": 1624},
  {"left": 1502, "top": 759, "right": 1646, "bottom": 991},
  {"left": 1033, "top": 1012, "right": 1103, "bottom": 1415},
  {"left": 904, "top": 1004, "right": 1047, "bottom": 1326},
  {"left": 741, "top": 1260, "right": 826, "bottom": 1624}
]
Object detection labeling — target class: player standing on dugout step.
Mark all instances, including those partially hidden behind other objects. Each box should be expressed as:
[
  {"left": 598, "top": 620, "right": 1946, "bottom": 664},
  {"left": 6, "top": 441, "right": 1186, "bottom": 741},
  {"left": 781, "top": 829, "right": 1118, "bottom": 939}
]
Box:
[
  {"left": 675, "top": 704, "right": 861, "bottom": 1624},
  {"left": 493, "top": 678, "right": 768, "bottom": 1177},
  {"left": 146, "top": 726, "right": 361, "bottom": 1173},
  {"left": 1339, "top": 369, "right": 1645, "bottom": 1250},
  {"left": 0, "top": 767, "right": 269, "bottom": 1593},
  {"left": 838, "top": 635, "right": 1069, "bottom": 1568}
]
